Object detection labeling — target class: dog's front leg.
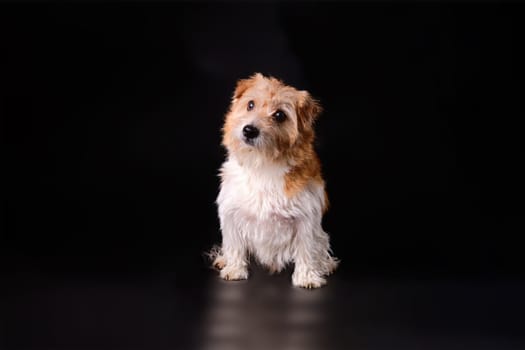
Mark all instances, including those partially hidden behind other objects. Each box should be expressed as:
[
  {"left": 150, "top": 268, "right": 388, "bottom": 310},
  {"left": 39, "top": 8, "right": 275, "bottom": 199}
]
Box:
[
  {"left": 217, "top": 216, "right": 249, "bottom": 281},
  {"left": 292, "top": 220, "right": 332, "bottom": 289}
]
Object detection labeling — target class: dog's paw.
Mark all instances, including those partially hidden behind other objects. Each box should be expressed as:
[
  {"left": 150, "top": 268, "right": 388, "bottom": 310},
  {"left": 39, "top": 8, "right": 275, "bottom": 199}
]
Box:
[
  {"left": 220, "top": 265, "right": 249, "bottom": 281},
  {"left": 292, "top": 269, "right": 327, "bottom": 289}
]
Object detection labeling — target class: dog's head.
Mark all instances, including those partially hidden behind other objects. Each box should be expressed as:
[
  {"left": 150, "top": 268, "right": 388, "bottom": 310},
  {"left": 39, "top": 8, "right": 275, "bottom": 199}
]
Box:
[{"left": 222, "top": 73, "right": 322, "bottom": 164}]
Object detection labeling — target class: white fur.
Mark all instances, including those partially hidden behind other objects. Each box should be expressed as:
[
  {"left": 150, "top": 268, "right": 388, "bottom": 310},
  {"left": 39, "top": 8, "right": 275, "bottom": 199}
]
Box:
[{"left": 213, "top": 153, "right": 338, "bottom": 288}]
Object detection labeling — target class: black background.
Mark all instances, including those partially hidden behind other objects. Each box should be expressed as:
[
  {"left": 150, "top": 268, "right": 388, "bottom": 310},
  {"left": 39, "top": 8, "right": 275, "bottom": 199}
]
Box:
[{"left": 3, "top": 2, "right": 525, "bottom": 350}]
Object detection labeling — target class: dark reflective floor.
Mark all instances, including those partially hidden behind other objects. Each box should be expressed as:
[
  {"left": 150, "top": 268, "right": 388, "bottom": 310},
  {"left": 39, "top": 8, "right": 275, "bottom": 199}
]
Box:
[
  {"left": 5, "top": 263, "right": 525, "bottom": 350},
  {"left": 198, "top": 272, "right": 525, "bottom": 350}
]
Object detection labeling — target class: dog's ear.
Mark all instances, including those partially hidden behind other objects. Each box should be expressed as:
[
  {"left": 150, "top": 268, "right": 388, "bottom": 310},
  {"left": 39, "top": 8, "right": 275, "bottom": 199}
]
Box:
[
  {"left": 297, "top": 91, "right": 322, "bottom": 131},
  {"left": 232, "top": 73, "right": 262, "bottom": 101},
  {"left": 233, "top": 78, "right": 251, "bottom": 101}
]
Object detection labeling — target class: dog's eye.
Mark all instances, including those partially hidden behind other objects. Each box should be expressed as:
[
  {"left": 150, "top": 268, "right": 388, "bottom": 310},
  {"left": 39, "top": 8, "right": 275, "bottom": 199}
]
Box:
[
  {"left": 247, "top": 100, "right": 255, "bottom": 111},
  {"left": 273, "top": 110, "right": 287, "bottom": 123}
]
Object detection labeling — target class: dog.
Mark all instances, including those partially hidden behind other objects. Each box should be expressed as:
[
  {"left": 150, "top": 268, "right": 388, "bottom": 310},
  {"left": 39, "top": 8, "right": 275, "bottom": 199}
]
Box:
[{"left": 211, "top": 73, "right": 338, "bottom": 288}]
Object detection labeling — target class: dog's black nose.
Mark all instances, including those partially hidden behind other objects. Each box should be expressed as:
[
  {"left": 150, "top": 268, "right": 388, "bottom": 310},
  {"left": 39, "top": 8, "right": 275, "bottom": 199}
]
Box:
[{"left": 242, "top": 124, "right": 259, "bottom": 139}]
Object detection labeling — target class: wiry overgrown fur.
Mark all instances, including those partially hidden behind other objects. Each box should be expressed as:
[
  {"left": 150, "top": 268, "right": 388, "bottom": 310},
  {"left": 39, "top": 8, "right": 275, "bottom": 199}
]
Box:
[{"left": 211, "top": 73, "right": 338, "bottom": 288}]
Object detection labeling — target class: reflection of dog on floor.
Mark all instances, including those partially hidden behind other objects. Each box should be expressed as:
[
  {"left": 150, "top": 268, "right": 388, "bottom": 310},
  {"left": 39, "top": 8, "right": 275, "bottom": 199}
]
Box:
[{"left": 211, "top": 73, "right": 338, "bottom": 288}]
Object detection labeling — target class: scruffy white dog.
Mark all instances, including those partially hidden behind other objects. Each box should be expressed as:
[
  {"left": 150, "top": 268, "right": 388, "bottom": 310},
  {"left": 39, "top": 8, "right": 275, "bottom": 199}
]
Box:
[{"left": 211, "top": 73, "right": 338, "bottom": 288}]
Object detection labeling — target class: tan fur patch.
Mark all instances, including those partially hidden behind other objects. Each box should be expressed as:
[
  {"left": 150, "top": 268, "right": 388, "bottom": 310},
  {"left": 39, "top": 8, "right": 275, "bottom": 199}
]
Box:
[{"left": 284, "top": 146, "right": 324, "bottom": 197}]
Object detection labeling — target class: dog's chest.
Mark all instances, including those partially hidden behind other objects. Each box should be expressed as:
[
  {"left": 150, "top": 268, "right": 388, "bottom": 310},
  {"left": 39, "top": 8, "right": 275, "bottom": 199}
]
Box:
[{"left": 218, "top": 159, "right": 292, "bottom": 219}]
